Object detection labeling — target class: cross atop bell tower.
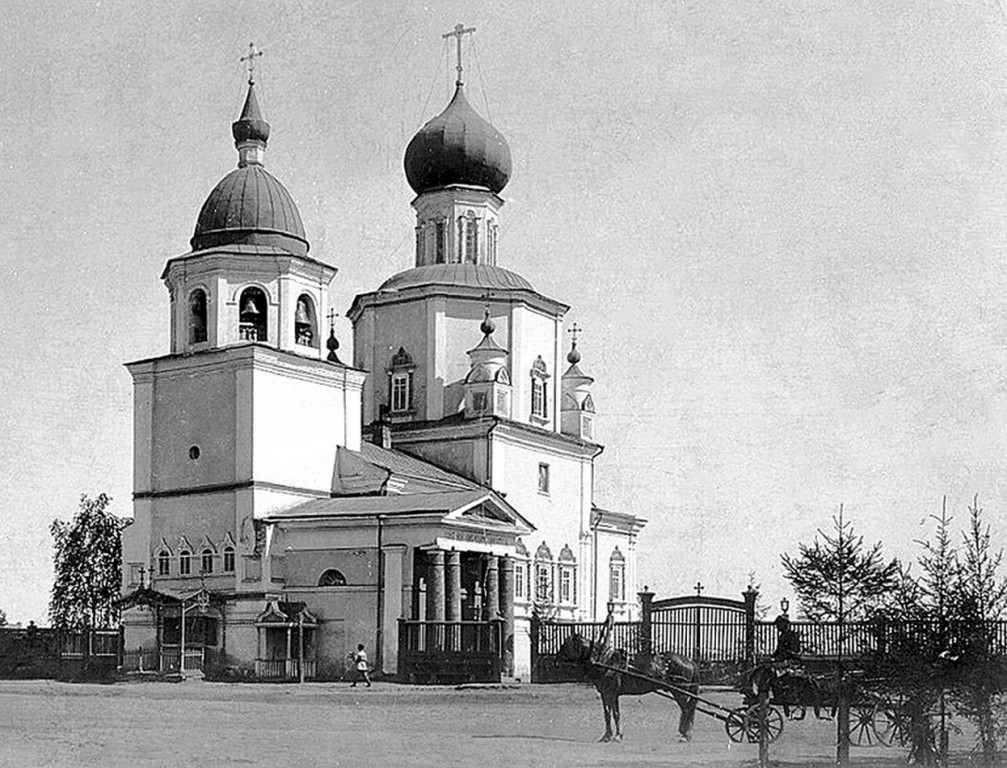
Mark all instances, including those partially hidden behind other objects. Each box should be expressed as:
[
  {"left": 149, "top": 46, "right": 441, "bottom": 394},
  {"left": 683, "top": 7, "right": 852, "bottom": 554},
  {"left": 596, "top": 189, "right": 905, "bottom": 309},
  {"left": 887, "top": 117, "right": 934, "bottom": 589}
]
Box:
[
  {"left": 442, "top": 23, "right": 476, "bottom": 85},
  {"left": 240, "top": 42, "right": 264, "bottom": 85}
]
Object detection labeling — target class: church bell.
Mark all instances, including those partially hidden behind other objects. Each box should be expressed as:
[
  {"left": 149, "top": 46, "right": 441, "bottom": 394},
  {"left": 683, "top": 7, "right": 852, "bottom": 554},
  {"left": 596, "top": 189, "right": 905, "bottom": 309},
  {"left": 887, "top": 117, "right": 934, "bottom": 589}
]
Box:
[
  {"left": 241, "top": 296, "right": 260, "bottom": 316},
  {"left": 295, "top": 300, "right": 310, "bottom": 324}
]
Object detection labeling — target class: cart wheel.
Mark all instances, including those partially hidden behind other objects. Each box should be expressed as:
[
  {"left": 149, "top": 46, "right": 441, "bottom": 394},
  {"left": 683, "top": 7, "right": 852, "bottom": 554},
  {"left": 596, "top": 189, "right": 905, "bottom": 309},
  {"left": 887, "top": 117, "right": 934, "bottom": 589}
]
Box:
[
  {"left": 872, "top": 703, "right": 905, "bottom": 748},
  {"left": 849, "top": 704, "right": 876, "bottom": 747},
  {"left": 744, "top": 704, "right": 784, "bottom": 744},
  {"left": 725, "top": 709, "right": 748, "bottom": 743}
]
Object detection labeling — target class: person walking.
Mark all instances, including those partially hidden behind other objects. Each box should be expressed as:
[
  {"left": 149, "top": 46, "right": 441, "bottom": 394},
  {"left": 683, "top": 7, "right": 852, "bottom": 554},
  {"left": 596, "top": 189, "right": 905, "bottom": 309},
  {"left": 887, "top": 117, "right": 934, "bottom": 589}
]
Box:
[{"left": 350, "top": 643, "right": 372, "bottom": 688}]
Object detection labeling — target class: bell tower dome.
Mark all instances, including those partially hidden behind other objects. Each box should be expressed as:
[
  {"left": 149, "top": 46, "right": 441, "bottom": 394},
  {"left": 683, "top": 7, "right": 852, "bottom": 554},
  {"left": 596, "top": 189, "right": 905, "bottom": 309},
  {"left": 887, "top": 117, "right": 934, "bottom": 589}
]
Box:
[{"left": 162, "top": 56, "right": 337, "bottom": 359}]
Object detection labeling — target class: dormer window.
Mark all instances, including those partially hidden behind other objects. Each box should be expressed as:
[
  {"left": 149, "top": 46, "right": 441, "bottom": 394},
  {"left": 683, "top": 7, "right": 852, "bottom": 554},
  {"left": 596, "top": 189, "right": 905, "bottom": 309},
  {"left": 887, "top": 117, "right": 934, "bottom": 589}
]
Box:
[
  {"left": 158, "top": 550, "right": 171, "bottom": 576},
  {"left": 201, "top": 548, "right": 214, "bottom": 574},
  {"left": 189, "top": 289, "right": 208, "bottom": 344},
  {"left": 294, "top": 294, "right": 317, "bottom": 348},
  {"left": 238, "top": 287, "right": 267, "bottom": 342},
  {"left": 387, "top": 347, "right": 415, "bottom": 416},
  {"left": 223, "top": 546, "right": 235, "bottom": 573},
  {"left": 179, "top": 550, "right": 192, "bottom": 576}
]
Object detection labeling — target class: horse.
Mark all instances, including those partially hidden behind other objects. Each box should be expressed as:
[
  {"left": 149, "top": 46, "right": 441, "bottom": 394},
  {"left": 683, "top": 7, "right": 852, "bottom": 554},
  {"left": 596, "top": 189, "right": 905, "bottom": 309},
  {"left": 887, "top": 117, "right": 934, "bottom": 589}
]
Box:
[{"left": 559, "top": 632, "right": 700, "bottom": 743}]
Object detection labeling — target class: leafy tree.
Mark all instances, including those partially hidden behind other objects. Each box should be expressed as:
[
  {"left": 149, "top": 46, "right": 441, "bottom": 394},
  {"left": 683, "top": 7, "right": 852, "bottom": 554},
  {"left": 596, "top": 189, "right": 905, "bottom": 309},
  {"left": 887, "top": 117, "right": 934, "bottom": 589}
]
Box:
[
  {"left": 49, "top": 493, "right": 126, "bottom": 629},
  {"left": 781, "top": 507, "right": 901, "bottom": 622},
  {"left": 0, "top": 608, "right": 7, "bottom": 627}
]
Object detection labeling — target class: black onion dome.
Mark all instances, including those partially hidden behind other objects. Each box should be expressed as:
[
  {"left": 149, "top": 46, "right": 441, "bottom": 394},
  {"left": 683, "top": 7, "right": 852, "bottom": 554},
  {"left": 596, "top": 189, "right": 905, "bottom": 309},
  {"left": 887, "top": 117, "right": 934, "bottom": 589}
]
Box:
[
  {"left": 190, "top": 165, "right": 308, "bottom": 255},
  {"left": 404, "top": 84, "right": 511, "bottom": 195}
]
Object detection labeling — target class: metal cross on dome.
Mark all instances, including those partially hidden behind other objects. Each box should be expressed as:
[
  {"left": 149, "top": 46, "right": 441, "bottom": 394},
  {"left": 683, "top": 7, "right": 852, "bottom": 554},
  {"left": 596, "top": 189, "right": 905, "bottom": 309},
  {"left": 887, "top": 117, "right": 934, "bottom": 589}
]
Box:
[
  {"left": 240, "top": 42, "right": 264, "bottom": 85},
  {"left": 695, "top": 581, "right": 705, "bottom": 597},
  {"left": 568, "top": 323, "right": 582, "bottom": 345},
  {"left": 327, "top": 308, "right": 339, "bottom": 331},
  {"left": 443, "top": 23, "right": 476, "bottom": 85}
]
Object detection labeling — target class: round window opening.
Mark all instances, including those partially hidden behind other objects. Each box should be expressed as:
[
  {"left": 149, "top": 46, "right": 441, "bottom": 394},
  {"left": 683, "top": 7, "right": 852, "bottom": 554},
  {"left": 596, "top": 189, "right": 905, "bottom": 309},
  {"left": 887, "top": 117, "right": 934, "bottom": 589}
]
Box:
[{"left": 189, "top": 446, "right": 201, "bottom": 460}]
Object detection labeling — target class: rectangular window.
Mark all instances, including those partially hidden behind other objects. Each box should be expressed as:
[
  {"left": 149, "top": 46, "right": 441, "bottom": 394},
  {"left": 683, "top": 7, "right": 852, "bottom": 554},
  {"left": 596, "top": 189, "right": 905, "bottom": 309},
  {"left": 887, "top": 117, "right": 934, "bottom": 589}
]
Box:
[
  {"left": 179, "top": 552, "right": 191, "bottom": 576},
  {"left": 435, "top": 221, "right": 446, "bottom": 263},
  {"left": 531, "top": 379, "right": 544, "bottom": 418},
  {"left": 538, "top": 463, "right": 550, "bottom": 495},
  {"left": 560, "top": 568, "right": 572, "bottom": 603},
  {"left": 609, "top": 564, "right": 625, "bottom": 602},
  {"left": 223, "top": 548, "right": 235, "bottom": 573},
  {"left": 535, "top": 564, "right": 552, "bottom": 603},
  {"left": 472, "top": 391, "right": 487, "bottom": 412},
  {"left": 391, "top": 373, "right": 410, "bottom": 412},
  {"left": 515, "top": 563, "right": 525, "bottom": 600}
]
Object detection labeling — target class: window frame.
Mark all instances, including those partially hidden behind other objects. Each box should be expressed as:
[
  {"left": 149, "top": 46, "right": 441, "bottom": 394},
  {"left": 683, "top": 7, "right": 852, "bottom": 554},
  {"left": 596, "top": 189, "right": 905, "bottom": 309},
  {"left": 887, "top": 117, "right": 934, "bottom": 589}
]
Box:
[
  {"left": 179, "top": 550, "right": 192, "bottom": 577},
  {"left": 222, "top": 546, "right": 235, "bottom": 573},
  {"left": 157, "top": 550, "right": 171, "bottom": 576}
]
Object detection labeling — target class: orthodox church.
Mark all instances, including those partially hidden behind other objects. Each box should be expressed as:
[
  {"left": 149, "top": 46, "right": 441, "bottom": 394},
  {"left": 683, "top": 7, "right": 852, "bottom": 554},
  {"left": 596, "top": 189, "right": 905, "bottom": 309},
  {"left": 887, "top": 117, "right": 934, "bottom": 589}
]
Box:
[{"left": 120, "top": 43, "right": 645, "bottom": 681}]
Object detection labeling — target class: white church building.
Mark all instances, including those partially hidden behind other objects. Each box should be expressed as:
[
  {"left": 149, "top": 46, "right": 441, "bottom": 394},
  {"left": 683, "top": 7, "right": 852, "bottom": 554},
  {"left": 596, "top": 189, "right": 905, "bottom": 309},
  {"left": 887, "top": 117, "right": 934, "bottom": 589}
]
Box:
[{"left": 120, "top": 48, "right": 645, "bottom": 681}]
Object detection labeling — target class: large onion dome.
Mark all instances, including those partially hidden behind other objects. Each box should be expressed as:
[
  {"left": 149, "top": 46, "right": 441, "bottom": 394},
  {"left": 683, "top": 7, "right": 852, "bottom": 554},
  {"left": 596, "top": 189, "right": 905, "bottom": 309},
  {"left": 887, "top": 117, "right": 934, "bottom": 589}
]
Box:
[
  {"left": 404, "top": 84, "right": 512, "bottom": 196},
  {"left": 190, "top": 82, "right": 309, "bottom": 256}
]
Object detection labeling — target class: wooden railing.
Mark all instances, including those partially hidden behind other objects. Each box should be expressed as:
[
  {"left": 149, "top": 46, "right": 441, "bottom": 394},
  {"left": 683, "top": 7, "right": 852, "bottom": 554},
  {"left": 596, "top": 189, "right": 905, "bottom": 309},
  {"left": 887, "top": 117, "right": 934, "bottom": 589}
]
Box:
[
  {"left": 398, "top": 620, "right": 502, "bottom": 654},
  {"left": 398, "top": 620, "right": 503, "bottom": 683},
  {"left": 255, "top": 659, "right": 317, "bottom": 679}
]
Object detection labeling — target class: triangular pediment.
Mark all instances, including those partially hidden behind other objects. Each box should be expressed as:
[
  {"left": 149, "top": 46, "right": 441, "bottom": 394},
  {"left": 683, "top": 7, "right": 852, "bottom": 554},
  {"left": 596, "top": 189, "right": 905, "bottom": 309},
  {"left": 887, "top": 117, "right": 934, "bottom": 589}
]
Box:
[{"left": 445, "top": 493, "right": 534, "bottom": 535}]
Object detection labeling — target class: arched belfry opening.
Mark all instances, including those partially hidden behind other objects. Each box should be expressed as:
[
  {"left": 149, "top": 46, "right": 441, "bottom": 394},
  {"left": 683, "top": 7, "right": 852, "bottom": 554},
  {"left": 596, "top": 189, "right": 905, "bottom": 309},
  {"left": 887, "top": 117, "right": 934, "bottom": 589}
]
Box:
[
  {"left": 189, "top": 289, "right": 208, "bottom": 344},
  {"left": 239, "top": 287, "right": 268, "bottom": 342},
  {"left": 295, "top": 294, "right": 317, "bottom": 348}
]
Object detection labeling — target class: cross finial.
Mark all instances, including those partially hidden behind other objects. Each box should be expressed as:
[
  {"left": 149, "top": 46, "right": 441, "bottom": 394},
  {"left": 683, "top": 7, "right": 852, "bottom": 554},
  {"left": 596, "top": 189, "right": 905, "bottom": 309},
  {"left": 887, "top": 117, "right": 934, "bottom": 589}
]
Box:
[
  {"left": 695, "top": 581, "right": 704, "bottom": 597},
  {"left": 442, "top": 23, "right": 476, "bottom": 86},
  {"left": 240, "top": 42, "right": 264, "bottom": 85},
  {"left": 327, "top": 309, "right": 339, "bottom": 331},
  {"left": 568, "top": 323, "right": 582, "bottom": 346}
]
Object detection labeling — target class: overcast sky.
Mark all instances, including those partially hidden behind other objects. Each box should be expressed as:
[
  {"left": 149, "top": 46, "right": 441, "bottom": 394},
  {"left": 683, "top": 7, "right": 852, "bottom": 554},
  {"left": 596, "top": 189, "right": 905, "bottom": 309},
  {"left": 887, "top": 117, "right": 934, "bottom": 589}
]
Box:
[{"left": 2, "top": 0, "right": 1007, "bottom": 623}]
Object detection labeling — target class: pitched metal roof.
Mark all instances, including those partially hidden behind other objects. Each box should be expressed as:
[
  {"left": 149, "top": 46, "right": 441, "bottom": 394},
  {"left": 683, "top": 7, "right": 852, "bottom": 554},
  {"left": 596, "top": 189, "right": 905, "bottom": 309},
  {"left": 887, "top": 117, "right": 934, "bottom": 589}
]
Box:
[{"left": 267, "top": 490, "right": 493, "bottom": 518}]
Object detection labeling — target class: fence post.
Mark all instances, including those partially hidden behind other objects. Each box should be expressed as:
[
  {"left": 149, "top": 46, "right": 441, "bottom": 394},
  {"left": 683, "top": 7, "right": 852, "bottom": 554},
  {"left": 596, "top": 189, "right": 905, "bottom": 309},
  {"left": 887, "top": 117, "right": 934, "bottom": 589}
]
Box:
[
  {"left": 743, "top": 587, "right": 758, "bottom": 665},
  {"left": 638, "top": 587, "right": 654, "bottom": 655},
  {"left": 529, "top": 612, "right": 540, "bottom": 683}
]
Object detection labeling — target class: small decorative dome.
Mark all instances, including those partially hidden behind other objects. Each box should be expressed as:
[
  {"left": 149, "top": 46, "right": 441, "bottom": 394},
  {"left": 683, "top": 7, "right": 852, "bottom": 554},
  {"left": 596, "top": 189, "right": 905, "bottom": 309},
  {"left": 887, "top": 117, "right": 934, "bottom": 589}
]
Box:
[
  {"left": 190, "top": 81, "right": 308, "bottom": 257},
  {"left": 567, "top": 341, "right": 581, "bottom": 365},
  {"left": 232, "top": 83, "right": 270, "bottom": 147},
  {"left": 404, "top": 84, "right": 512, "bottom": 196},
  {"left": 480, "top": 309, "right": 495, "bottom": 336}
]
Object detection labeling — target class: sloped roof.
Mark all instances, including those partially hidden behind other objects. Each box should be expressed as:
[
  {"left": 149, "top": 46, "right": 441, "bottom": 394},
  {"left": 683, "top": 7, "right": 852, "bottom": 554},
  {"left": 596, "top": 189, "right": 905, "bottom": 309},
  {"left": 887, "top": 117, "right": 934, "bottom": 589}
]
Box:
[
  {"left": 268, "top": 490, "right": 492, "bottom": 518},
  {"left": 356, "top": 442, "right": 478, "bottom": 490}
]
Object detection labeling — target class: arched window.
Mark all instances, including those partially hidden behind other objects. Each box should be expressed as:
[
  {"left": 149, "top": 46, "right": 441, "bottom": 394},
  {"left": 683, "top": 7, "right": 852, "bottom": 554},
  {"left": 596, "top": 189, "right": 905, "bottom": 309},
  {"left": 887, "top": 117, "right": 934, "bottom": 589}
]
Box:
[
  {"left": 609, "top": 548, "right": 626, "bottom": 602},
  {"left": 223, "top": 546, "right": 235, "bottom": 573},
  {"left": 201, "top": 548, "right": 214, "bottom": 574},
  {"left": 294, "top": 294, "right": 317, "bottom": 348},
  {"left": 318, "top": 569, "right": 347, "bottom": 587},
  {"left": 179, "top": 550, "right": 192, "bottom": 576},
  {"left": 238, "top": 287, "right": 267, "bottom": 342},
  {"left": 189, "top": 289, "right": 208, "bottom": 344},
  {"left": 157, "top": 550, "right": 170, "bottom": 576}
]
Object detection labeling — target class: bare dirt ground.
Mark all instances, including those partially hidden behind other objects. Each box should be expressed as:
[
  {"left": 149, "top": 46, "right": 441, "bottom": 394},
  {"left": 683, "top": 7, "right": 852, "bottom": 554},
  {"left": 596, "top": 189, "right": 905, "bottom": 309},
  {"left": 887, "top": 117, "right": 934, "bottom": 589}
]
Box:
[{"left": 0, "top": 679, "right": 978, "bottom": 767}]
